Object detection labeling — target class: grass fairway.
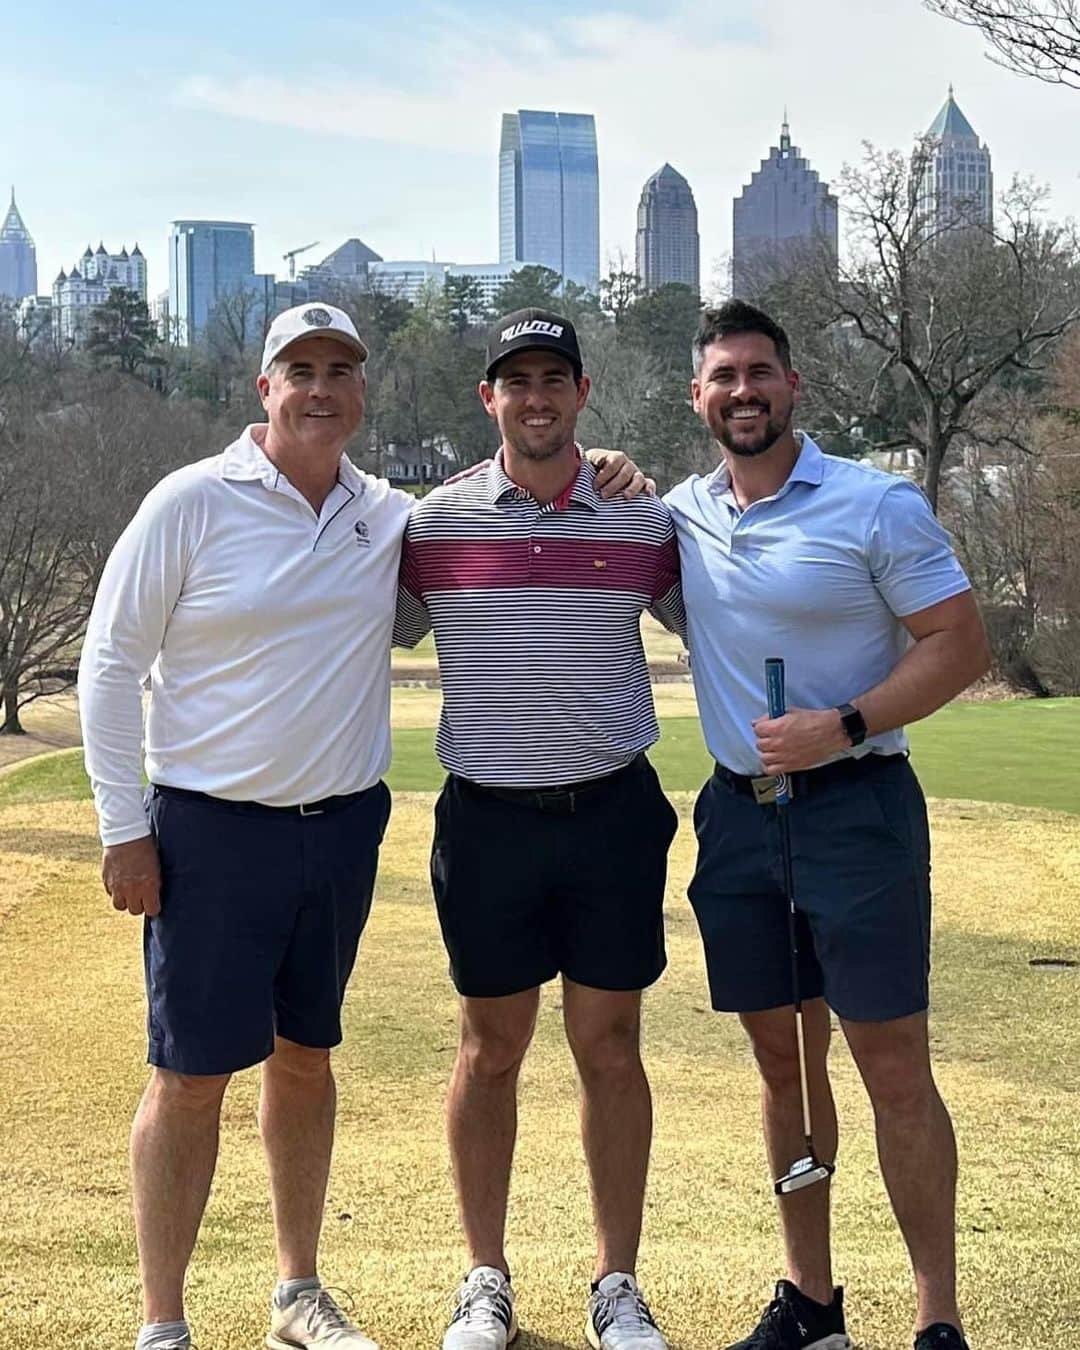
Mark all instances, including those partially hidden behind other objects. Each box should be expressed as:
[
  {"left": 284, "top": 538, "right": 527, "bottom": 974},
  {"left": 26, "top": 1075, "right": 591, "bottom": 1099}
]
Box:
[
  {"left": 2, "top": 735, "right": 1080, "bottom": 1348},
  {"left": 6, "top": 698, "right": 1079, "bottom": 814}
]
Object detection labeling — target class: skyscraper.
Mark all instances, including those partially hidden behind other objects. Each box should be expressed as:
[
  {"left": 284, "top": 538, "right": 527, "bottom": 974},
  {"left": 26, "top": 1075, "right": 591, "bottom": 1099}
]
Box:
[
  {"left": 914, "top": 88, "right": 993, "bottom": 236},
  {"left": 732, "top": 118, "right": 838, "bottom": 298},
  {"left": 499, "top": 110, "right": 600, "bottom": 292},
  {"left": 0, "top": 189, "right": 38, "bottom": 302},
  {"left": 53, "top": 242, "right": 147, "bottom": 345},
  {"left": 635, "top": 164, "right": 700, "bottom": 293},
  {"left": 169, "top": 220, "right": 256, "bottom": 343}
]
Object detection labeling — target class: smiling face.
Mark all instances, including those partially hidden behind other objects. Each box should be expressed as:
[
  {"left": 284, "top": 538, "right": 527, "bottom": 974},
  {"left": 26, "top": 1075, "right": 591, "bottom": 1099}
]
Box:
[
  {"left": 479, "top": 349, "right": 590, "bottom": 461},
  {"left": 256, "top": 335, "right": 366, "bottom": 457},
  {"left": 692, "top": 331, "right": 800, "bottom": 458}
]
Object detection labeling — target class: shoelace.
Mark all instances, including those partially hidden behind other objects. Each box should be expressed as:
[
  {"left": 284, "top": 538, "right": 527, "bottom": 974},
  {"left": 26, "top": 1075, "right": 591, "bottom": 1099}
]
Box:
[
  {"left": 300, "top": 1287, "right": 355, "bottom": 1334},
  {"left": 453, "top": 1271, "right": 511, "bottom": 1326},
  {"left": 754, "top": 1297, "right": 807, "bottom": 1349},
  {"left": 593, "top": 1282, "right": 656, "bottom": 1333}
]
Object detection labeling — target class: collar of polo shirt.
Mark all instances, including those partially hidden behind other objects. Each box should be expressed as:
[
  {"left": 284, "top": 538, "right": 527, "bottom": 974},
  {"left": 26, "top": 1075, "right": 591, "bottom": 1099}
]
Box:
[
  {"left": 488, "top": 446, "right": 599, "bottom": 512},
  {"left": 707, "top": 430, "right": 825, "bottom": 499}
]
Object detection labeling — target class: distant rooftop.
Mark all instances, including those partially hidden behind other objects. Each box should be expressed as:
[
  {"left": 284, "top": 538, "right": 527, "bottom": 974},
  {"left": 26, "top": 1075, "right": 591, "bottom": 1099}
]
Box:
[{"left": 926, "top": 88, "right": 979, "bottom": 140}]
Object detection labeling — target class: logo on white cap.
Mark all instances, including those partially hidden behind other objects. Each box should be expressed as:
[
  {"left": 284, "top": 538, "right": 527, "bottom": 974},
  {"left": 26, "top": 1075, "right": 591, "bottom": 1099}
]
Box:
[{"left": 302, "top": 307, "right": 333, "bottom": 327}]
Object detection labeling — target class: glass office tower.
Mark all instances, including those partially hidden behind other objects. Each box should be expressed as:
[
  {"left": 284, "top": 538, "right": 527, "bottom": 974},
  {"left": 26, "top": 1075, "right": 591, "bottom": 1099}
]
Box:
[{"left": 499, "top": 110, "right": 600, "bottom": 292}]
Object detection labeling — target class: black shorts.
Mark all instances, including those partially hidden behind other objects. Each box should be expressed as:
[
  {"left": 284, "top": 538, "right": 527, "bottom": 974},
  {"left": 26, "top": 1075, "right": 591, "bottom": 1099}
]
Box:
[
  {"left": 430, "top": 755, "right": 678, "bottom": 998},
  {"left": 144, "top": 781, "right": 391, "bottom": 1075},
  {"left": 687, "top": 754, "right": 932, "bottom": 1022}
]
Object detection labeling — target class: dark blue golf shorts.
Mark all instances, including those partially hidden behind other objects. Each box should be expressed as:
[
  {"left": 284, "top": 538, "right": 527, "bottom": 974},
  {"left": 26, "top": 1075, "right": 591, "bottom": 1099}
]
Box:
[
  {"left": 431, "top": 755, "right": 678, "bottom": 999},
  {"left": 687, "top": 754, "right": 932, "bottom": 1023},
  {"left": 144, "top": 781, "right": 391, "bottom": 1076}
]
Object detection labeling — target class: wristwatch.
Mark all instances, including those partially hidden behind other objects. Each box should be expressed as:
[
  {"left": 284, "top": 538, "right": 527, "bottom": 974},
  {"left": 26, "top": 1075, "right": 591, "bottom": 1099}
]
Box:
[{"left": 836, "top": 702, "right": 867, "bottom": 747}]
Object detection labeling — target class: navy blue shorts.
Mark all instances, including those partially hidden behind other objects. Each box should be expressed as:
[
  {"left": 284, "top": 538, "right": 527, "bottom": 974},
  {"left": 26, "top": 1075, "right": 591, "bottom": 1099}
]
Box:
[
  {"left": 687, "top": 755, "right": 931, "bottom": 1023},
  {"left": 431, "top": 755, "right": 677, "bottom": 999},
  {"left": 144, "top": 781, "right": 391, "bottom": 1075}
]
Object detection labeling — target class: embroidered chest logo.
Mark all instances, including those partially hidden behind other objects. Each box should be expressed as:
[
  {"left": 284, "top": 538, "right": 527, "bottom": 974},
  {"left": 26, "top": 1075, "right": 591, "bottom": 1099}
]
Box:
[{"left": 354, "top": 519, "right": 371, "bottom": 549}]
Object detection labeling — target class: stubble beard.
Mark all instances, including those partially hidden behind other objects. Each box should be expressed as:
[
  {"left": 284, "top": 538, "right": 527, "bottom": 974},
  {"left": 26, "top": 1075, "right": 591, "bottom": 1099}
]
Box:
[{"left": 716, "top": 404, "right": 792, "bottom": 458}]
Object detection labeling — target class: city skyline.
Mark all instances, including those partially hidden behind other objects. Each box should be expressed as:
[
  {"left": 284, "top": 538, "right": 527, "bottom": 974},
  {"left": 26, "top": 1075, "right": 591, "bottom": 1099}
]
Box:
[{"left": 5, "top": 2, "right": 1080, "bottom": 302}]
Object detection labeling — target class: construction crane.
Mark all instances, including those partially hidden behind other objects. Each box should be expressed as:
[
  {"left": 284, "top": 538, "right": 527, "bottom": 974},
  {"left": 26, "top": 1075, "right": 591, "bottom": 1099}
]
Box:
[{"left": 283, "top": 241, "right": 320, "bottom": 281}]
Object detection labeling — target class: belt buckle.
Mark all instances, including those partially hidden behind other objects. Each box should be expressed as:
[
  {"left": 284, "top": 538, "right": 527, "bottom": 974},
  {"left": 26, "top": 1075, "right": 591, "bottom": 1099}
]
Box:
[
  {"left": 299, "top": 801, "right": 325, "bottom": 817},
  {"left": 751, "top": 774, "right": 794, "bottom": 806}
]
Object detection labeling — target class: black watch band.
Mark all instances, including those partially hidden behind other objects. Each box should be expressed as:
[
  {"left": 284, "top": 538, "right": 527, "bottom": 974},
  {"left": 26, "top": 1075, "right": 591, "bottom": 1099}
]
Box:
[{"left": 836, "top": 702, "right": 867, "bottom": 747}]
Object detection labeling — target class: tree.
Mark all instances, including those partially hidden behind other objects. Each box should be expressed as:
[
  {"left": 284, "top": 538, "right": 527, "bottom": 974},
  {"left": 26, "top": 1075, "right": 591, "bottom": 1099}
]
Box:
[
  {"left": 926, "top": 0, "right": 1080, "bottom": 86},
  {"left": 84, "top": 287, "right": 161, "bottom": 378},
  {"left": 618, "top": 283, "right": 702, "bottom": 376},
  {"left": 599, "top": 267, "right": 643, "bottom": 324},
  {"left": 490, "top": 265, "right": 563, "bottom": 315},
  {"left": 441, "top": 275, "right": 487, "bottom": 335},
  {"left": 768, "top": 141, "right": 1080, "bottom": 509}
]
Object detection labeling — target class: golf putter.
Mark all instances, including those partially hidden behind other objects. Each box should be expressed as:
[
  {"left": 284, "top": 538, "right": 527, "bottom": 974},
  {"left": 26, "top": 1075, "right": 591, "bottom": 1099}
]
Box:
[{"left": 764, "top": 657, "right": 835, "bottom": 1196}]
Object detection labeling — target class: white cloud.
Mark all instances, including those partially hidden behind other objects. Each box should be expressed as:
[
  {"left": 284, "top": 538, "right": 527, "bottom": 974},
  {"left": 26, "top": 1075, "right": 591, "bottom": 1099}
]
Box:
[{"left": 176, "top": 0, "right": 1080, "bottom": 287}]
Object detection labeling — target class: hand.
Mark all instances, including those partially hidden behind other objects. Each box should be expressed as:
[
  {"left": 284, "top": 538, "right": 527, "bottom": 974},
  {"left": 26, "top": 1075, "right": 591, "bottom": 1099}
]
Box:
[
  {"left": 584, "top": 448, "right": 657, "bottom": 499},
  {"left": 752, "top": 707, "right": 849, "bottom": 774},
  {"left": 102, "top": 836, "right": 162, "bottom": 917}
]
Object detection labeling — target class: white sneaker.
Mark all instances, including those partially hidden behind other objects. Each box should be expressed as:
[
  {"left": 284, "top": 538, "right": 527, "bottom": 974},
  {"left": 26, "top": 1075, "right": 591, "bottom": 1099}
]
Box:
[
  {"left": 586, "top": 1273, "right": 667, "bottom": 1349},
  {"left": 442, "top": 1266, "right": 518, "bottom": 1349},
  {"left": 266, "top": 1286, "right": 379, "bottom": 1349}
]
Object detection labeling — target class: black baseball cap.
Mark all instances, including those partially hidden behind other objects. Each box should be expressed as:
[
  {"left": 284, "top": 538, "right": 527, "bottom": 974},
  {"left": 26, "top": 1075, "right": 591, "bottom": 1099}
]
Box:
[{"left": 485, "top": 307, "right": 583, "bottom": 381}]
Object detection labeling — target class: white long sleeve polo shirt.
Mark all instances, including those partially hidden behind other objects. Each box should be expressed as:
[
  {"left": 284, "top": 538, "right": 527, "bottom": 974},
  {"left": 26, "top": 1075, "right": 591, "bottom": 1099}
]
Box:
[{"left": 78, "top": 427, "right": 413, "bottom": 845}]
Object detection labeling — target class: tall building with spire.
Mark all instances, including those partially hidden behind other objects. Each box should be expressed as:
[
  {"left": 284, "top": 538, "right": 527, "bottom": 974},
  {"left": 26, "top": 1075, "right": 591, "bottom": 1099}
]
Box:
[
  {"left": 732, "top": 117, "right": 837, "bottom": 298},
  {"left": 0, "top": 189, "right": 38, "bottom": 302},
  {"left": 915, "top": 87, "right": 993, "bottom": 236},
  {"left": 499, "top": 110, "right": 600, "bottom": 291},
  {"left": 635, "top": 164, "right": 700, "bottom": 294}
]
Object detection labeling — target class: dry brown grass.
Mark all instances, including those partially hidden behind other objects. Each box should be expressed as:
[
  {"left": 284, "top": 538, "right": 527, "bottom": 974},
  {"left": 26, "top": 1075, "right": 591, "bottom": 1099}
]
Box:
[{"left": 1, "top": 793, "right": 1078, "bottom": 1349}]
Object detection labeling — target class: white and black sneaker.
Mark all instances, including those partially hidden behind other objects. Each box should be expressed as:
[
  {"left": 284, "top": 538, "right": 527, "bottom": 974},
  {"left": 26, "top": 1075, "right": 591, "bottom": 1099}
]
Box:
[
  {"left": 586, "top": 1272, "right": 667, "bottom": 1349},
  {"left": 725, "top": 1280, "right": 851, "bottom": 1350},
  {"left": 442, "top": 1266, "right": 518, "bottom": 1350}
]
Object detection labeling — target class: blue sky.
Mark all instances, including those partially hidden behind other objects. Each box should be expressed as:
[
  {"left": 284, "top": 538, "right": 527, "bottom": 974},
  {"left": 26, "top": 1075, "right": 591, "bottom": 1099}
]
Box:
[{"left": 6, "top": 1, "right": 1080, "bottom": 298}]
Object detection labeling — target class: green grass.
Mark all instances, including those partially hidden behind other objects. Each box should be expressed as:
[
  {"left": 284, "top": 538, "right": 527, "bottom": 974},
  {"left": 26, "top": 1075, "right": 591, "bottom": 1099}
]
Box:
[
  {"left": 6, "top": 699, "right": 1079, "bottom": 813},
  {"left": 2, "top": 792, "right": 1078, "bottom": 1350}
]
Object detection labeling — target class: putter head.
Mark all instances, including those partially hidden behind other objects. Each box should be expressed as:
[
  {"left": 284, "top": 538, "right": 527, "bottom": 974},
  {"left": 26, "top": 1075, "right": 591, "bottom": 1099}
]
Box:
[{"left": 774, "top": 1154, "right": 835, "bottom": 1196}]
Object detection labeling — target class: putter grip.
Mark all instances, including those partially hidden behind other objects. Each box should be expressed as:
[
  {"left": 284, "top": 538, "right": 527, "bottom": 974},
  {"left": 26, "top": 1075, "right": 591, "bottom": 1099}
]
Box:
[{"left": 765, "top": 657, "right": 786, "bottom": 719}]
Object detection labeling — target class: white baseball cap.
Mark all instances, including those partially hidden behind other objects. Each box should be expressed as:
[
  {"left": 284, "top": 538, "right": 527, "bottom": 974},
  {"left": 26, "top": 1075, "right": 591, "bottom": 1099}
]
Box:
[{"left": 260, "top": 303, "right": 369, "bottom": 373}]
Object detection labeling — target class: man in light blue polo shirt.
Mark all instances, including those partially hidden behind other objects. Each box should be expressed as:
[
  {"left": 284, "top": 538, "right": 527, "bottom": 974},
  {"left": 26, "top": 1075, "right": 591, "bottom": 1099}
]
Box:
[{"left": 664, "top": 300, "right": 990, "bottom": 1350}]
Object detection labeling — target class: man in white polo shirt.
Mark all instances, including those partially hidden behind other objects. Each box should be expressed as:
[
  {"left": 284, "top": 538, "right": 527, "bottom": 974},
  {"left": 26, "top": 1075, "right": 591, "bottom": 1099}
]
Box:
[
  {"left": 80, "top": 303, "right": 645, "bottom": 1350},
  {"left": 664, "top": 300, "right": 990, "bottom": 1350},
  {"left": 79, "top": 304, "right": 405, "bottom": 1350}
]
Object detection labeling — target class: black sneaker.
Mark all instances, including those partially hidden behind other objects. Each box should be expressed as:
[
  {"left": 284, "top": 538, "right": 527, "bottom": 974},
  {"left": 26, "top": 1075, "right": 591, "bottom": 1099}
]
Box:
[
  {"left": 914, "top": 1325, "right": 969, "bottom": 1350},
  {"left": 725, "top": 1280, "right": 851, "bottom": 1350}
]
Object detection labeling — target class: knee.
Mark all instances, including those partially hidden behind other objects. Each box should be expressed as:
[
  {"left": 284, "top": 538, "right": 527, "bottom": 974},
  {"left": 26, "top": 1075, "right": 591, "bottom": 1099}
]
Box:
[
  {"left": 265, "top": 1038, "right": 332, "bottom": 1083},
  {"left": 566, "top": 1014, "right": 642, "bottom": 1083},
  {"left": 458, "top": 1021, "right": 532, "bottom": 1082},
  {"left": 858, "top": 1046, "right": 935, "bottom": 1116},
  {"left": 149, "top": 1066, "right": 230, "bottom": 1112},
  {"left": 748, "top": 1031, "right": 802, "bottom": 1094}
]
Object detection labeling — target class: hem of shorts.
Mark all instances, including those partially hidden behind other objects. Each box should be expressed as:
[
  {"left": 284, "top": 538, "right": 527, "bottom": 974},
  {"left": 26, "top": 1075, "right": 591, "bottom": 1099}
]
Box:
[
  {"left": 561, "top": 957, "right": 667, "bottom": 994},
  {"left": 452, "top": 969, "right": 559, "bottom": 999},
  {"left": 707, "top": 992, "right": 928, "bottom": 1021},
  {"left": 148, "top": 1040, "right": 275, "bottom": 1076}
]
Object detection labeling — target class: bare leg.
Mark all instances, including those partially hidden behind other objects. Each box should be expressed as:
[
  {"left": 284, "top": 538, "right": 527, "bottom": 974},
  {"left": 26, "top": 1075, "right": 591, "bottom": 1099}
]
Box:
[
  {"left": 740, "top": 999, "right": 836, "bottom": 1305},
  {"left": 563, "top": 980, "right": 652, "bottom": 1280},
  {"left": 446, "top": 989, "right": 540, "bottom": 1273},
  {"left": 131, "top": 1067, "right": 231, "bottom": 1323},
  {"left": 842, "top": 1012, "right": 962, "bottom": 1336},
  {"left": 259, "top": 1036, "right": 336, "bottom": 1281}
]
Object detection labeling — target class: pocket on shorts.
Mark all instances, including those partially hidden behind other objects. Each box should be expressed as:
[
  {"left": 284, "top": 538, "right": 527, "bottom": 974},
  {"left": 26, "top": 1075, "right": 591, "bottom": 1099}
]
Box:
[{"left": 863, "top": 761, "right": 930, "bottom": 863}]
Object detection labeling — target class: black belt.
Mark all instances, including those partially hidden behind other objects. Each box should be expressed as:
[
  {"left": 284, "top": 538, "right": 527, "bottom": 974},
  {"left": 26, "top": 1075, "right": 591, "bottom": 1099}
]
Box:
[
  {"left": 457, "top": 754, "right": 645, "bottom": 814},
  {"left": 152, "top": 782, "right": 377, "bottom": 818},
  {"left": 713, "top": 752, "right": 905, "bottom": 804}
]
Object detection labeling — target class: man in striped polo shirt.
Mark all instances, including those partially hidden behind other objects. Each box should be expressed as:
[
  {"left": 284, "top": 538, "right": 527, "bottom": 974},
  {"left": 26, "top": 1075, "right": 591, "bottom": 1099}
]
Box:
[{"left": 394, "top": 310, "right": 684, "bottom": 1350}]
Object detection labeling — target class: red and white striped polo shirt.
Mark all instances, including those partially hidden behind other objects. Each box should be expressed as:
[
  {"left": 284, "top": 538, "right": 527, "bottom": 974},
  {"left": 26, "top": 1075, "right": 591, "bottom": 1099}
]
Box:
[{"left": 394, "top": 451, "right": 685, "bottom": 787}]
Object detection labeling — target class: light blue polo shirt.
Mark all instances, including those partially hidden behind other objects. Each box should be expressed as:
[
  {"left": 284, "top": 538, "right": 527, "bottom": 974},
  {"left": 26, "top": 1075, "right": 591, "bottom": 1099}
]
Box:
[{"left": 663, "top": 435, "right": 971, "bottom": 775}]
